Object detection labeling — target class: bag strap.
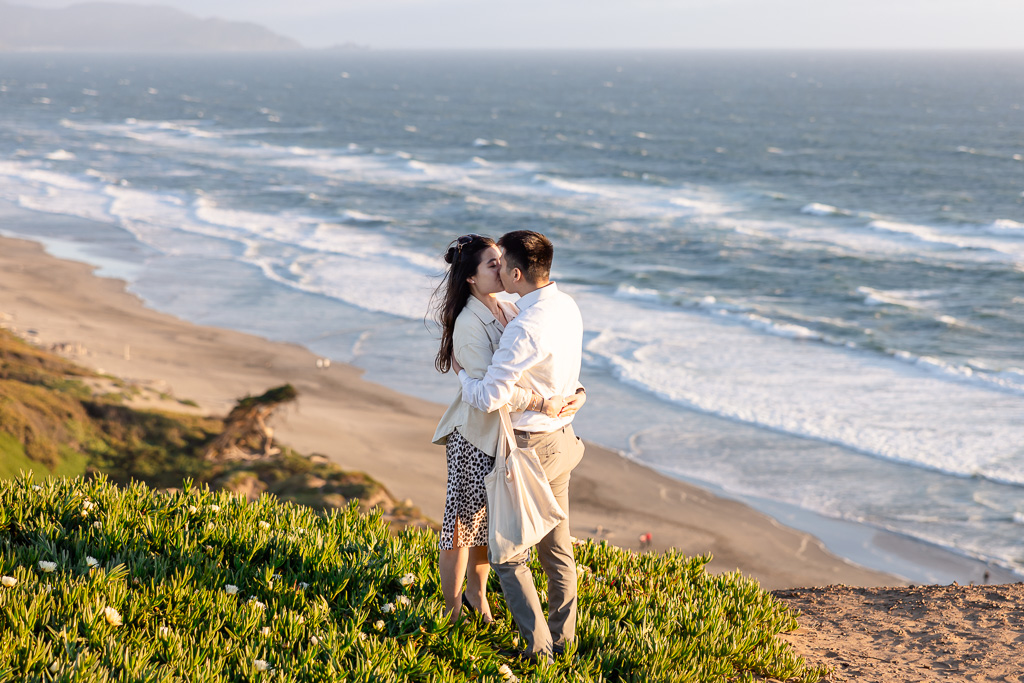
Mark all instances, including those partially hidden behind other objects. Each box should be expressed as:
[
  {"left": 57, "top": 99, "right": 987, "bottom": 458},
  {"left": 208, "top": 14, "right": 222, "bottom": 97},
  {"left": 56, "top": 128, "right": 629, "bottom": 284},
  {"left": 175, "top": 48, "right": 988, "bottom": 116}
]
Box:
[{"left": 497, "top": 404, "right": 518, "bottom": 456}]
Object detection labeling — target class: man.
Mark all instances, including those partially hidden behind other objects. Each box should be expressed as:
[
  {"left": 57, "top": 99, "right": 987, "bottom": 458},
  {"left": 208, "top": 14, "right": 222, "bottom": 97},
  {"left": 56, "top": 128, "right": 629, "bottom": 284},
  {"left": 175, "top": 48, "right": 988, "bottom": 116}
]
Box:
[{"left": 454, "top": 230, "right": 586, "bottom": 662}]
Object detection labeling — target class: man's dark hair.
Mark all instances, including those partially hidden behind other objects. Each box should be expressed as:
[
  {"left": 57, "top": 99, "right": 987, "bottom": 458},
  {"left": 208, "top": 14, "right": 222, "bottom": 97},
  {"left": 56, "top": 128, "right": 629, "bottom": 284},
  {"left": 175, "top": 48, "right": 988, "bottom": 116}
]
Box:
[{"left": 498, "top": 230, "right": 553, "bottom": 283}]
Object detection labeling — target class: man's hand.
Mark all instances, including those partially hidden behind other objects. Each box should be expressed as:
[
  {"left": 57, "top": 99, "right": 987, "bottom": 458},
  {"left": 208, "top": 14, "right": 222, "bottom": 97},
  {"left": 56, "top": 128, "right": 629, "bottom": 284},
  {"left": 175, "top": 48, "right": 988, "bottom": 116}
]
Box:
[
  {"left": 451, "top": 356, "right": 463, "bottom": 374},
  {"left": 559, "top": 390, "right": 587, "bottom": 417},
  {"left": 539, "top": 391, "right": 587, "bottom": 418},
  {"left": 541, "top": 394, "right": 566, "bottom": 417}
]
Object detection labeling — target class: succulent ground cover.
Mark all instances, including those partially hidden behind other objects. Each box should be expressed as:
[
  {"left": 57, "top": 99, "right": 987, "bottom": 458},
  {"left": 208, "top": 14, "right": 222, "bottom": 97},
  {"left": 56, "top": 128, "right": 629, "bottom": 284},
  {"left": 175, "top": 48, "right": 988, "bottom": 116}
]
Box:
[{"left": 0, "top": 473, "right": 826, "bottom": 682}]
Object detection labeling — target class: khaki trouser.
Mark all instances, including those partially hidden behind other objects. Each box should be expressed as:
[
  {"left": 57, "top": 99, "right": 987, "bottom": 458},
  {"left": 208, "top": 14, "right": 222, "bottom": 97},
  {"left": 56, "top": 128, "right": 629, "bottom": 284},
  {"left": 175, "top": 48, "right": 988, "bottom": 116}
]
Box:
[{"left": 491, "top": 423, "right": 586, "bottom": 659}]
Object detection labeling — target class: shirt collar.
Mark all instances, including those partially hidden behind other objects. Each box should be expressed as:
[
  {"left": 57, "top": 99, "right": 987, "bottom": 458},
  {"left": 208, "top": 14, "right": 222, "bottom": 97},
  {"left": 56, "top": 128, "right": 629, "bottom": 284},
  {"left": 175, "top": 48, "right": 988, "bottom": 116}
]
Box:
[
  {"left": 464, "top": 294, "right": 498, "bottom": 325},
  {"left": 515, "top": 282, "right": 558, "bottom": 311}
]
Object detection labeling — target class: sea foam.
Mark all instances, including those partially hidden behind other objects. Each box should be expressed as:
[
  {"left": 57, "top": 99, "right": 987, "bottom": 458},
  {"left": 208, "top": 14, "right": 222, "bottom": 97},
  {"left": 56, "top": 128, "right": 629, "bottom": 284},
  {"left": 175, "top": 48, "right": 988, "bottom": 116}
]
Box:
[{"left": 574, "top": 287, "right": 1024, "bottom": 486}]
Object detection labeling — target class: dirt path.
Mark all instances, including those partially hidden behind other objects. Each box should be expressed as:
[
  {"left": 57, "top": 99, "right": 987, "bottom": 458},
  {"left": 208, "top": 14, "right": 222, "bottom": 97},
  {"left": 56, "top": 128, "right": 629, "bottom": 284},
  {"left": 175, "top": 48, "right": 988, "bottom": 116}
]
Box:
[{"left": 776, "top": 584, "right": 1024, "bottom": 682}]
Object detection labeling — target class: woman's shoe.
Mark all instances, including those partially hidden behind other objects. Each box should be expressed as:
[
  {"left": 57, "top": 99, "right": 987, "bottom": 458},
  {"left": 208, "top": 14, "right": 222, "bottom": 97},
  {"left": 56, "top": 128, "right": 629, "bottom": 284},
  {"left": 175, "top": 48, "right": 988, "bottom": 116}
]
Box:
[
  {"left": 462, "top": 592, "right": 494, "bottom": 623},
  {"left": 460, "top": 591, "right": 478, "bottom": 615}
]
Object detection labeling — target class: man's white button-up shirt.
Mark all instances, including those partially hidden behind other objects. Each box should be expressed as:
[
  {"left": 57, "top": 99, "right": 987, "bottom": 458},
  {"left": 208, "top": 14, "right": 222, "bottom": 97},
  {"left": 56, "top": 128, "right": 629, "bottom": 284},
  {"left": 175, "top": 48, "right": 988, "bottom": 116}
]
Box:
[{"left": 458, "top": 282, "right": 583, "bottom": 432}]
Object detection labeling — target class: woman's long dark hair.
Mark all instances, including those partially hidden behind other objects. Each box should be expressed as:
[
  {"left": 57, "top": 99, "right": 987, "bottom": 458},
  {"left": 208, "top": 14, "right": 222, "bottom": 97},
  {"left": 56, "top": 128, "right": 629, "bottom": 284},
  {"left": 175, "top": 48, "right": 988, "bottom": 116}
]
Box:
[{"left": 431, "top": 234, "right": 497, "bottom": 373}]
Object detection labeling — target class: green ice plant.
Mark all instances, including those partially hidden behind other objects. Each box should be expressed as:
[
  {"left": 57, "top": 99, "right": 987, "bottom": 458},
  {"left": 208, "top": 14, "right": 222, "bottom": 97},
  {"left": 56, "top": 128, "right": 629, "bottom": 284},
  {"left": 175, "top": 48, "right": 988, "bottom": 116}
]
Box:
[{"left": 0, "top": 473, "right": 826, "bottom": 682}]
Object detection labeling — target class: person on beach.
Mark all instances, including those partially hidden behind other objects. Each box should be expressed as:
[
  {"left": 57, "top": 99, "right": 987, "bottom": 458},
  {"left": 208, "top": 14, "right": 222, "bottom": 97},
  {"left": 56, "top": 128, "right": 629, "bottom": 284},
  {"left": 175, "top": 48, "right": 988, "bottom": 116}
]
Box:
[
  {"left": 431, "top": 233, "right": 584, "bottom": 623},
  {"left": 452, "top": 230, "right": 586, "bottom": 662}
]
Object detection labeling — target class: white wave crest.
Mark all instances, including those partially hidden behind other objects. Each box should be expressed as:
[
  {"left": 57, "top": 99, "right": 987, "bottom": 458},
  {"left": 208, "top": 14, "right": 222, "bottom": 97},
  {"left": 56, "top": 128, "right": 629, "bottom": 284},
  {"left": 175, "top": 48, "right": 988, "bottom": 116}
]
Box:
[
  {"left": 614, "top": 285, "right": 662, "bottom": 303},
  {"left": 984, "top": 219, "right": 1024, "bottom": 235},
  {"left": 44, "top": 150, "right": 77, "bottom": 161},
  {"left": 340, "top": 210, "right": 393, "bottom": 224},
  {"left": 739, "top": 313, "right": 823, "bottom": 341},
  {"left": 801, "top": 202, "right": 850, "bottom": 216}
]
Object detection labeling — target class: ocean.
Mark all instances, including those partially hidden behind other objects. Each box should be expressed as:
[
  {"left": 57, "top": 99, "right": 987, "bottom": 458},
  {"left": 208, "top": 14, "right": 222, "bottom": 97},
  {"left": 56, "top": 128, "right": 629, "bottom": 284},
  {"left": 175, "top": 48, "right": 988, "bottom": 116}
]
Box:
[{"left": 1, "top": 50, "right": 1022, "bottom": 583}]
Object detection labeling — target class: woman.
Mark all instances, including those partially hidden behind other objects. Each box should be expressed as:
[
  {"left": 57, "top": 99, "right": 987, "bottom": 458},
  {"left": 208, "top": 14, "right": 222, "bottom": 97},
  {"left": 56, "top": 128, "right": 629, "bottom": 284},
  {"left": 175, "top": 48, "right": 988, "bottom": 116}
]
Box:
[{"left": 431, "top": 233, "right": 583, "bottom": 622}]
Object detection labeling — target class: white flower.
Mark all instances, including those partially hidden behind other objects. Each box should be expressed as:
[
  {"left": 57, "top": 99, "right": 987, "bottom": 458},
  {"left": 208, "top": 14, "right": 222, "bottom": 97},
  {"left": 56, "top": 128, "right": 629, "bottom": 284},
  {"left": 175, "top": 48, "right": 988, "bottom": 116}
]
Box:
[
  {"left": 498, "top": 663, "right": 519, "bottom": 682},
  {"left": 250, "top": 599, "right": 266, "bottom": 610},
  {"left": 38, "top": 561, "right": 57, "bottom": 573},
  {"left": 296, "top": 528, "right": 305, "bottom": 536},
  {"left": 359, "top": 632, "right": 368, "bottom": 641},
  {"left": 258, "top": 521, "right": 271, "bottom": 530},
  {"left": 1, "top": 576, "right": 16, "bottom": 587},
  {"left": 309, "top": 635, "right": 319, "bottom": 645},
  {"left": 208, "top": 505, "right": 221, "bottom": 512},
  {"left": 189, "top": 505, "right": 198, "bottom": 514},
  {"left": 32, "top": 485, "right": 42, "bottom": 492},
  {"left": 92, "top": 521, "right": 102, "bottom": 529},
  {"left": 261, "top": 626, "right": 271, "bottom": 636},
  {"left": 225, "top": 584, "right": 239, "bottom": 595},
  {"left": 399, "top": 573, "right": 415, "bottom": 587},
  {"left": 373, "top": 620, "right": 385, "bottom": 631},
  {"left": 396, "top": 595, "right": 411, "bottom": 607},
  {"left": 103, "top": 606, "right": 122, "bottom": 626},
  {"left": 48, "top": 661, "right": 59, "bottom": 673},
  {"left": 254, "top": 659, "right": 271, "bottom": 672},
  {"left": 158, "top": 625, "right": 170, "bottom": 637},
  {"left": 381, "top": 602, "right": 395, "bottom": 613},
  {"left": 86, "top": 556, "right": 99, "bottom": 569},
  {"left": 298, "top": 582, "right": 309, "bottom": 589}
]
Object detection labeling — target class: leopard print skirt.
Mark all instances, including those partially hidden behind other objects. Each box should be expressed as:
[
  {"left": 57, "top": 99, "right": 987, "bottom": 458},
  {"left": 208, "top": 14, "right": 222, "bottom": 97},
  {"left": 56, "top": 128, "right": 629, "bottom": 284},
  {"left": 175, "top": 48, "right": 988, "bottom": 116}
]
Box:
[{"left": 440, "top": 429, "right": 495, "bottom": 550}]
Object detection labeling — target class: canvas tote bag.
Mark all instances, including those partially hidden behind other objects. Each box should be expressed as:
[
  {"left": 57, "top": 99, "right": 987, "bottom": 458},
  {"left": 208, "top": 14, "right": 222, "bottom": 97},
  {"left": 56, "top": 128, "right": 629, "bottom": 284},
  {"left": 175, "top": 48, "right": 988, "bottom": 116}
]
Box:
[{"left": 485, "top": 405, "right": 568, "bottom": 565}]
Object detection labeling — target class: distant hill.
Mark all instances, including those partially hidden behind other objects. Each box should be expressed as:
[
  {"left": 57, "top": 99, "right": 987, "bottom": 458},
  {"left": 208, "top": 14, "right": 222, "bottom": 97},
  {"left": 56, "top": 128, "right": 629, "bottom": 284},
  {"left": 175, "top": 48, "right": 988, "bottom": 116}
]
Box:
[{"left": 0, "top": 1, "right": 303, "bottom": 51}]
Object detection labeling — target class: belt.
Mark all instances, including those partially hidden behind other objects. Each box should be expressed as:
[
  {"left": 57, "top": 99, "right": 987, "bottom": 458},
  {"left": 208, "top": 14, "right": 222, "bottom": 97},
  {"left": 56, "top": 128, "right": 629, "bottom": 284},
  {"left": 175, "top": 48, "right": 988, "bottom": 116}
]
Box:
[{"left": 514, "top": 426, "right": 566, "bottom": 437}]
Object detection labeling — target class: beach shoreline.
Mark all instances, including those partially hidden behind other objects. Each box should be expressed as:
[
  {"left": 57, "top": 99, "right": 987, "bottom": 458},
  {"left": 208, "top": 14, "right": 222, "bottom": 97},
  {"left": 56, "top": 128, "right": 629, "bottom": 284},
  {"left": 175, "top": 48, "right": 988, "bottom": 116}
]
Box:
[{"left": 0, "top": 228, "right": 983, "bottom": 590}]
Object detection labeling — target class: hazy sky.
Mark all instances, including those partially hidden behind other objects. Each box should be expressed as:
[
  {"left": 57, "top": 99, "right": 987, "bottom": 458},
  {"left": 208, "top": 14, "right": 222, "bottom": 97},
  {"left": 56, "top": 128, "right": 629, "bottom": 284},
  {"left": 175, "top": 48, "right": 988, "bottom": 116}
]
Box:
[{"left": 13, "top": 0, "right": 1024, "bottom": 50}]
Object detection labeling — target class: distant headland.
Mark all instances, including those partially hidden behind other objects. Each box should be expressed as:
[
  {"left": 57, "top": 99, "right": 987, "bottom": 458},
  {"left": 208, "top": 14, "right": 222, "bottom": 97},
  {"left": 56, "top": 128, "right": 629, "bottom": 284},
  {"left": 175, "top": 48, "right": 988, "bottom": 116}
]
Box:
[{"left": 0, "top": 1, "right": 304, "bottom": 52}]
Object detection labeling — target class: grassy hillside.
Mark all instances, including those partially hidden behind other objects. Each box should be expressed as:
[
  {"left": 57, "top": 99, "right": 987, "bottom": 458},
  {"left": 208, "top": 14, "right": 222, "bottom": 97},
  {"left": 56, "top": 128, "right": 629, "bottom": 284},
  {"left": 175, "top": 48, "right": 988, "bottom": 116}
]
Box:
[{"left": 0, "top": 474, "right": 826, "bottom": 682}]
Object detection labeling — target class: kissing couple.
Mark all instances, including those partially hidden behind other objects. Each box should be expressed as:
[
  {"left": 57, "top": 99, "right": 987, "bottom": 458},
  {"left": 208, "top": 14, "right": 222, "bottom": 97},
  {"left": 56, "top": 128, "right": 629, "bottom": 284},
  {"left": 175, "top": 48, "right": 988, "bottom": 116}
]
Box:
[{"left": 431, "top": 230, "right": 587, "bottom": 662}]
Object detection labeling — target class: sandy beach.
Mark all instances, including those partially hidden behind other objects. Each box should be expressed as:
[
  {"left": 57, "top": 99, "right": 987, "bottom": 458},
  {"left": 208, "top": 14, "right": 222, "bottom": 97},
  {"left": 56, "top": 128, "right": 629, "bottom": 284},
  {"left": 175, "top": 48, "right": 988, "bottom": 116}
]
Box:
[{"left": 0, "top": 233, "right": 897, "bottom": 590}]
